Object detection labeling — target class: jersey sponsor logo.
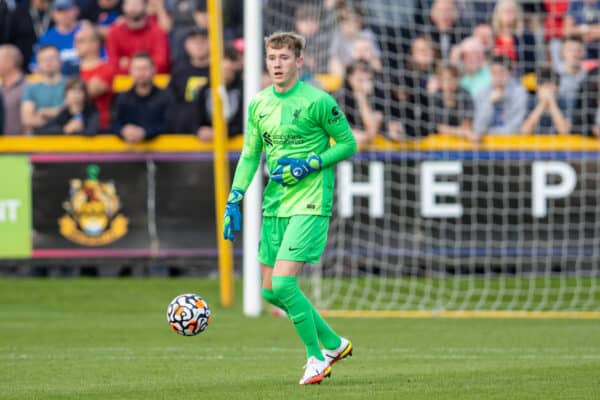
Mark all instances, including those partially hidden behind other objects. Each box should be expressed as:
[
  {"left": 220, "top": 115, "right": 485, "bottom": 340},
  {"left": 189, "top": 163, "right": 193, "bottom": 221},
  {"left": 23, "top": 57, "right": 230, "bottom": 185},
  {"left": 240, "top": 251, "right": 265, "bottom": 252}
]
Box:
[
  {"left": 262, "top": 131, "right": 273, "bottom": 146},
  {"left": 327, "top": 106, "right": 344, "bottom": 124},
  {"left": 262, "top": 132, "right": 305, "bottom": 146}
]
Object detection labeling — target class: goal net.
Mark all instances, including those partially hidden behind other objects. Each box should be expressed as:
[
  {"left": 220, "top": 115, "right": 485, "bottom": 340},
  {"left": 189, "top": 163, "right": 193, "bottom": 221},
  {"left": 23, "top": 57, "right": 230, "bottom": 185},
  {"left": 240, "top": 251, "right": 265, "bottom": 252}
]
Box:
[{"left": 261, "top": 0, "right": 600, "bottom": 313}]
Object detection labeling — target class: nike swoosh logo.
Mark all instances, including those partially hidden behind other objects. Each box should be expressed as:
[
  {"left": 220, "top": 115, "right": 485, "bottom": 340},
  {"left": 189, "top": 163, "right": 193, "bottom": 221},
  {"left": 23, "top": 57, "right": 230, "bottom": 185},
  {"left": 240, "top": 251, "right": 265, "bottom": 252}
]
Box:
[
  {"left": 259, "top": 113, "right": 267, "bottom": 118},
  {"left": 288, "top": 247, "right": 300, "bottom": 251}
]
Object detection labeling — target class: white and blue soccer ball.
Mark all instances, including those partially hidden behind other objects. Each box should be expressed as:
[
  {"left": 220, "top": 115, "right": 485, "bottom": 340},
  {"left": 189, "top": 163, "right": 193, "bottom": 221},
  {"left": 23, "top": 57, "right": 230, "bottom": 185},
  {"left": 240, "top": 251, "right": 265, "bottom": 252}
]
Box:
[{"left": 167, "top": 294, "right": 211, "bottom": 336}]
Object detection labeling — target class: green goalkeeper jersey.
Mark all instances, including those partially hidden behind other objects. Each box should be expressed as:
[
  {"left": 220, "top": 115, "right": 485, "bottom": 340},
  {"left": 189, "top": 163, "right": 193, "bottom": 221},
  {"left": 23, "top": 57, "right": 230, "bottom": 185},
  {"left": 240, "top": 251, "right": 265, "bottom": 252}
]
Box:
[{"left": 231, "top": 80, "right": 357, "bottom": 217}]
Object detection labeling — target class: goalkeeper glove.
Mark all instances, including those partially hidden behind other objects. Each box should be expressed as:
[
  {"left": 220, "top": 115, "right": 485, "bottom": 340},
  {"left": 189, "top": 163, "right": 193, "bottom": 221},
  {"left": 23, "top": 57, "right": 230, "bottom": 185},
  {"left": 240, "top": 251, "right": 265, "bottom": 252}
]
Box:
[
  {"left": 271, "top": 153, "right": 322, "bottom": 187},
  {"left": 223, "top": 189, "right": 244, "bottom": 241}
]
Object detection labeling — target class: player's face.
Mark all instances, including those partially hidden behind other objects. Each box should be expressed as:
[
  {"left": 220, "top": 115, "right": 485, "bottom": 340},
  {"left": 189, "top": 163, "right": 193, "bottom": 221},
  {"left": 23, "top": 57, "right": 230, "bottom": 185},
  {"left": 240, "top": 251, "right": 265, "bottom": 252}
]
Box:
[{"left": 265, "top": 46, "right": 303, "bottom": 91}]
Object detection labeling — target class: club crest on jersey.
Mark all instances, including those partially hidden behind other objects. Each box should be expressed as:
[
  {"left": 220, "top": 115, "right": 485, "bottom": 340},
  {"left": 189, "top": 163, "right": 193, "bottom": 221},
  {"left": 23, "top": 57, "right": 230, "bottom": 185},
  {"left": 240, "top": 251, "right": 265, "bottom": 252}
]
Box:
[
  {"left": 58, "top": 164, "right": 128, "bottom": 246},
  {"left": 293, "top": 108, "right": 302, "bottom": 120}
]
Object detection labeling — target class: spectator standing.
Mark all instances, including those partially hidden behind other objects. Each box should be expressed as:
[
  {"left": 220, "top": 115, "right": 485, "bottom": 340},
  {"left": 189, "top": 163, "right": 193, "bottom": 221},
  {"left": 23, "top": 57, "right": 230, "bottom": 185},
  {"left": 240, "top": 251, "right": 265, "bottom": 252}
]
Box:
[
  {"left": 21, "top": 45, "right": 66, "bottom": 134},
  {"left": 521, "top": 66, "right": 570, "bottom": 135},
  {"left": 556, "top": 35, "right": 588, "bottom": 121},
  {"left": 491, "top": 0, "right": 537, "bottom": 74},
  {"left": 328, "top": 4, "right": 380, "bottom": 78},
  {"left": 544, "top": 0, "right": 570, "bottom": 72},
  {"left": 294, "top": 4, "right": 332, "bottom": 76},
  {"left": 7, "top": 0, "right": 53, "bottom": 72},
  {"left": 195, "top": 46, "right": 242, "bottom": 141},
  {"left": 75, "top": 22, "right": 114, "bottom": 132},
  {"left": 167, "top": 26, "right": 209, "bottom": 133},
  {"left": 350, "top": 33, "right": 383, "bottom": 73},
  {"left": 563, "top": 0, "right": 600, "bottom": 63},
  {"left": 0, "top": 44, "right": 26, "bottom": 135},
  {"left": 473, "top": 55, "right": 528, "bottom": 135},
  {"left": 161, "top": 0, "right": 207, "bottom": 63},
  {"left": 113, "top": 52, "right": 172, "bottom": 142},
  {"left": 80, "top": 0, "right": 122, "bottom": 35},
  {"left": 472, "top": 23, "right": 494, "bottom": 56},
  {"left": 391, "top": 35, "right": 436, "bottom": 138},
  {"left": 573, "top": 69, "right": 600, "bottom": 136},
  {"left": 452, "top": 36, "right": 491, "bottom": 98},
  {"left": 31, "top": 0, "right": 81, "bottom": 76},
  {"left": 35, "top": 77, "right": 99, "bottom": 135},
  {"left": 421, "top": 0, "right": 464, "bottom": 60},
  {"left": 106, "top": 0, "right": 170, "bottom": 74}
]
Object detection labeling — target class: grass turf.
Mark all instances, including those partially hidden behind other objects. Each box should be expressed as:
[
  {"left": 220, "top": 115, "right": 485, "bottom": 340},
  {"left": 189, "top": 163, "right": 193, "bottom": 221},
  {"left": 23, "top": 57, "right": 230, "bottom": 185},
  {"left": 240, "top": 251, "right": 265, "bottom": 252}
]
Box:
[{"left": 1, "top": 278, "right": 599, "bottom": 399}]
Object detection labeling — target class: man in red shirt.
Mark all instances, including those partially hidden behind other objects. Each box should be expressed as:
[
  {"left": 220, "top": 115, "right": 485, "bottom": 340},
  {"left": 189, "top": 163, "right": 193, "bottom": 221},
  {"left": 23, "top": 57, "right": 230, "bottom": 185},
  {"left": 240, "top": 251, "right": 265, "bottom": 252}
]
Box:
[
  {"left": 105, "top": 0, "right": 169, "bottom": 74},
  {"left": 75, "top": 22, "right": 114, "bottom": 132}
]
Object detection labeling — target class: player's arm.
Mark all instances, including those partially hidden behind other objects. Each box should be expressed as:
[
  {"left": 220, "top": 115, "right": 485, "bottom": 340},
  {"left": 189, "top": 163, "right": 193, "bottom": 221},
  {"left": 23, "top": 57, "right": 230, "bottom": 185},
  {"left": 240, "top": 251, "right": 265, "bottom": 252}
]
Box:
[
  {"left": 271, "top": 94, "right": 356, "bottom": 186},
  {"left": 223, "top": 101, "right": 263, "bottom": 241},
  {"left": 316, "top": 95, "right": 357, "bottom": 168}
]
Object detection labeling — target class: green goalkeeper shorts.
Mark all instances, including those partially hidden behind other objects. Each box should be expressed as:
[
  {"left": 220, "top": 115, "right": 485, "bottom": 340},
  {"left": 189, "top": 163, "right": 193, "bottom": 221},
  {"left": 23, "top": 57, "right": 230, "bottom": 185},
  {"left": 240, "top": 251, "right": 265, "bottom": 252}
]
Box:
[{"left": 258, "top": 215, "right": 329, "bottom": 267}]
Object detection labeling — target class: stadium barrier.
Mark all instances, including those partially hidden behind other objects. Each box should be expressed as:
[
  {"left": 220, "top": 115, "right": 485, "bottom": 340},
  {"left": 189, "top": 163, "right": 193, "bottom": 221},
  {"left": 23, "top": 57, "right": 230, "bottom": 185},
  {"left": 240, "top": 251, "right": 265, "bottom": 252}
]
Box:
[{"left": 1, "top": 134, "right": 599, "bottom": 264}]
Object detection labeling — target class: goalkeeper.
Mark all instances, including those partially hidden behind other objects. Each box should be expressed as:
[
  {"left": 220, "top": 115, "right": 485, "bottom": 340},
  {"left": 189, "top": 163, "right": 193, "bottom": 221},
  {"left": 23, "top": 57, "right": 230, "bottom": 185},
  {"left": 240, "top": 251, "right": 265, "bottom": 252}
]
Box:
[{"left": 223, "top": 32, "right": 357, "bottom": 385}]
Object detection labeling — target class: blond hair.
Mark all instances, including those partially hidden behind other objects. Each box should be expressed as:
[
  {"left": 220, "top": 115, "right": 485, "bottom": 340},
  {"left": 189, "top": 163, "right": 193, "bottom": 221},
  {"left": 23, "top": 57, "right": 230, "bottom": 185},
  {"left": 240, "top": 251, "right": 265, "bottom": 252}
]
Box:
[
  {"left": 492, "top": 0, "right": 524, "bottom": 35},
  {"left": 264, "top": 32, "right": 305, "bottom": 58}
]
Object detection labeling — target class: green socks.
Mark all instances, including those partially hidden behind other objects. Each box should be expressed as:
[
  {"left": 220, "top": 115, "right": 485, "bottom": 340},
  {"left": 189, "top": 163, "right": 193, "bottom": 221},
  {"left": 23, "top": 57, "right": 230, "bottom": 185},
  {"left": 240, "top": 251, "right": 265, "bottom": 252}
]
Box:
[
  {"left": 270, "top": 276, "right": 342, "bottom": 358},
  {"left": 271, "top": 276, "right": 322, "bottom": 360},
  {"left": 262, "top": 287, "right": 342, "bottom": 350}
]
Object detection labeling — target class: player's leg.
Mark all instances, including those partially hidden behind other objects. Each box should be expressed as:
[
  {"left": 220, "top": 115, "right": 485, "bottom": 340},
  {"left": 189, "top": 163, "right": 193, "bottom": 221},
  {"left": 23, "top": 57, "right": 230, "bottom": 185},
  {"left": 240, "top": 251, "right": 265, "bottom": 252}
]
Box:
[
  {"left": 258, "top": 217, "right": 288, "bottom": 312},
  {"left": 261, "top": 265, "right": 288, "bottom": 312},
  {"left": 272, "top": 259, "right": 331, "bottom": 384},
  {"left": 277, "top": 215, "right": 346, "bottom": 352},
  {"left": 272, "top": 260, "right": 321, "bottom": 360}
]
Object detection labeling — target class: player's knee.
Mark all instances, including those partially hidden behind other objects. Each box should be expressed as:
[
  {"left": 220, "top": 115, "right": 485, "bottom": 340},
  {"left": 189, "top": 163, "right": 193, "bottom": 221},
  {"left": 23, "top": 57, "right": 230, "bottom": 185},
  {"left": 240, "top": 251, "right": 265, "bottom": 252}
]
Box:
[
  {"left": 261, "top": 288, "right": 278, "bottom": 306},
  {"left": 271, "top": 277, "right": 297, "bottom": 304}
]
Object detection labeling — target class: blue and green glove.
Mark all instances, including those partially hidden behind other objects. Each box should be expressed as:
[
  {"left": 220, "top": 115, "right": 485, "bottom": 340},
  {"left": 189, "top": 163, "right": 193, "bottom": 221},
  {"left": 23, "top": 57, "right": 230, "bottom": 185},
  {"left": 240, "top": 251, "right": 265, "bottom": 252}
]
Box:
[
  {"left": 271, "top": 153, "right": 322, "bottom": 186},
  {"left": 223, "top": 189, "right": 244, "bottom": 241}
]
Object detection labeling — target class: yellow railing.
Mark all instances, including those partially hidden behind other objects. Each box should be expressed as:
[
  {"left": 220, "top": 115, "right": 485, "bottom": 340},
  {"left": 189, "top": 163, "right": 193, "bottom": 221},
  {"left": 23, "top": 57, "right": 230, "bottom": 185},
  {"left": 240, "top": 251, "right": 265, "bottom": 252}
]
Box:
[{"left": 1, "top": 134, "right": 599, "bottom": 153}]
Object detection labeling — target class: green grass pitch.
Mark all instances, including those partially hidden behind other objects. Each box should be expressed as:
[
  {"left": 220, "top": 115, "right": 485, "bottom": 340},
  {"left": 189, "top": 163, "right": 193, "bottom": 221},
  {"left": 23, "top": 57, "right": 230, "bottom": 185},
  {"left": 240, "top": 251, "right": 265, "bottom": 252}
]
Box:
[{"left": 1, "top": 278, "right": 599, "bottom": 399}]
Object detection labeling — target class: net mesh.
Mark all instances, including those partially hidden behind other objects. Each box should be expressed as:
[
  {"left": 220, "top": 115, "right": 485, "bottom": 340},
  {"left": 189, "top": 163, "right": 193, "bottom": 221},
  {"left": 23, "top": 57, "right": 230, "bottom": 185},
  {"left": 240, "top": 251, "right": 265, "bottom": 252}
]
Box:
[{"left": 262, "top": 0, "right": 600, "bottom": 311}]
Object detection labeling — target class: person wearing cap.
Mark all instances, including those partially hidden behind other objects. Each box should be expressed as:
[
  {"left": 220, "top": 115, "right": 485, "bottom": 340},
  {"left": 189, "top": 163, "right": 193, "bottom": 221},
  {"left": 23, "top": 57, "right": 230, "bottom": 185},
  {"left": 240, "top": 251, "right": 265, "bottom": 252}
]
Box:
[
  {"left": 29, "top": 0, "right": 81, "bottom": 76},
  {"left": 105, "top": 0, "right": 170, "bottom": 74},
  {"left": 167, "top": 26, "right": 209, "bottom": 133}
]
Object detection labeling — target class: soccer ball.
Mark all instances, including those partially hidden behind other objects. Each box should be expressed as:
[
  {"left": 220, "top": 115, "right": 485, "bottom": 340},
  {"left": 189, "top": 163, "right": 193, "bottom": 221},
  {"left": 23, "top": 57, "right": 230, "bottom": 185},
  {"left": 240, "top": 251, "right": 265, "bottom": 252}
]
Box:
[{"left": 166, "top": 294, "right": 211, "bottom": 336}]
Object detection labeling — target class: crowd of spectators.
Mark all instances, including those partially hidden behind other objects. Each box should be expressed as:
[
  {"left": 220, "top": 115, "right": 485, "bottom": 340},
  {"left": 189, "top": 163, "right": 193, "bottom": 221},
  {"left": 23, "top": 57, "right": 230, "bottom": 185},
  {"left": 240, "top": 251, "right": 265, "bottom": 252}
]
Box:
[
  {"left": 0, "top": 0, "right": 599, "bottom": 144},
  {"left": 0, "top": 0, "right": 242, "bottom": 140}
]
